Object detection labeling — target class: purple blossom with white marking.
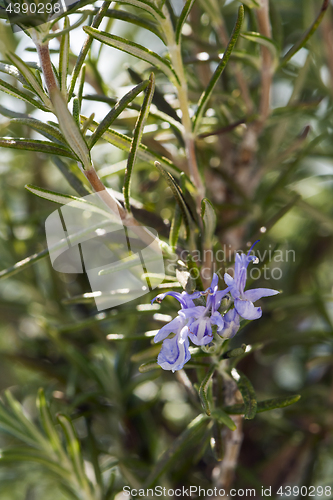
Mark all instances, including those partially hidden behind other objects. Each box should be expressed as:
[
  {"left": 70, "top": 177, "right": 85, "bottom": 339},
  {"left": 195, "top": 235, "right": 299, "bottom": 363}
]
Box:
[
  {"left": 151, "top": 242, "right": 279, "bottom": 371},
  {"left": 184, "top": 274, "right": 227, "bottom": 346},
  {"left": 157, "top": 323, "right": 191, "bottom": 372},
  {"left": 151, "top": 291, "right": 199, "bottom": 372}
]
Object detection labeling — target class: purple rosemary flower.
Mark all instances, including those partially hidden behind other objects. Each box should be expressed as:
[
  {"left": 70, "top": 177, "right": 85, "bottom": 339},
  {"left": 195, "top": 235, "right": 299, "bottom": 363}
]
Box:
[
  {"left": 151, "top": 291, "right": 199, "bottom": 372},
  {"left": 224, "top": 241, "right": 279, "bottom": 320},
  {"left": 151, "top": 276, "right": 229, "bottom": 370},
  {"left": 151, "top": 244, "right": 279, "bottom": 371},
  {"left": 183, "top": 274, "right": 228, "bottom": 346},
  {"left": 157, "top": 323, "right": 191, "bottom": 372}
]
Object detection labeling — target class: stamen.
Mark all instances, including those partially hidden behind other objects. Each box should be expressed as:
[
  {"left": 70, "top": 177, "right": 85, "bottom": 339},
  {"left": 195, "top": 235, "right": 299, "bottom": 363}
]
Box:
[{"left": 247, "top": 239, "right": 260, "bottom": 256}]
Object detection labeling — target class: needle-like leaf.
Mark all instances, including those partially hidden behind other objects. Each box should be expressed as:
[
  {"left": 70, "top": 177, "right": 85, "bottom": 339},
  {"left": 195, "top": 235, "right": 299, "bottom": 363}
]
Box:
[
  {"left": 0, "top": 137, "right": 77, "bottom": 159},
  {"left": 232, "top": 369, "right": 257, "bottom": 420},
  {"left": 199, "top": 365, "right": 215, "bottom": 415},
  {"left": 143, "top": 414, "right": 210, "bottom": 487},
  {"left": 59, "top": 17, "right": 70, "bottom": 98},
  {"left": 115, "top": 0, "right": 165, "bottom": 21},
  {"left": 123, "top": 73, "right": 155, "bottom": 212},
  {"left": 10, "top": 117, "right": 66, "bottom": 145},
  {"left": 0, "top": 77, "right": 49, "bottom": 111},
  {"left": 223, "top": 395, "right": 301, "bottom": 414},
  {"left": 175, "top": 0, "right": 196, "bottom": 44},
  {"left": 7, "top": 52, "right": 52, "bottom": 108},
  {"left": 83, "top": 27, "right": 179, "bottom": 84},
  {"left": 281, "top": 0, "right": 329, "bottom": 66},
  {"left": 89, "top": 79, "right": 149, "bottom": 149},
  {"left": 81, "top": 116, "right": 185, "bottom": 178},
  {"left": 50, "top": 89, "right": 92, "bottom": 169}
]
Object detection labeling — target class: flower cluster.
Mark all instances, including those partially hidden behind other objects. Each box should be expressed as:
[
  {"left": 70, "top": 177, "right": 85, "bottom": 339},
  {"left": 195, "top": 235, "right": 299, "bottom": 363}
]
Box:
[{"left": 152, "top": 243, "right": 279, "bottom": 372}]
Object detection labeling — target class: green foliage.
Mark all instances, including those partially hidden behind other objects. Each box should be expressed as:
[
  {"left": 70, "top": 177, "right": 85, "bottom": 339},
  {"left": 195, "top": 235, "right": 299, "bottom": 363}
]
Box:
[
  {"left": 232, "top": 369, "right": 257, "bottom": 420},
  {"left": 0, "top": 390, "right": 98, "bottom": 500},
  {"left": 124, "top": 73, "right": 155, "bottom": 212},
  {"left": 89, "top": 79, "right": 149, "bottom": 148},
  {"left": 83, "top": 26, "right": 179, "bottom": 82}
]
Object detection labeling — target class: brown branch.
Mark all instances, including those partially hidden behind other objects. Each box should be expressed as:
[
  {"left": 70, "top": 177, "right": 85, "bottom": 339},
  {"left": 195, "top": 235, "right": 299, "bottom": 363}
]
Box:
[
  {"left": 32, "top": 38, "right": 164, "bottom": 255},
  {"left": 238, "top": 0, "right": 273, "bottom": 166},
  {"left": 33, "top": 40, "right": 58, "bottom": 95},
  {"left": 160, "top": 5, "right": 205, "bottom": 210},
  {"left": 198, "top": 118, "right": 247, "bottom": 139},
  {"left": 211, "top": 368, "right": 244, "bottom": 498}
]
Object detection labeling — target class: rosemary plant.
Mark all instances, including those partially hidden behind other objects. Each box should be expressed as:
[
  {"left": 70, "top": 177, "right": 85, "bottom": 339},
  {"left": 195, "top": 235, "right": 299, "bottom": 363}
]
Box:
[{"left": 0, "top": 0, "right": 332, "bottom": 498}]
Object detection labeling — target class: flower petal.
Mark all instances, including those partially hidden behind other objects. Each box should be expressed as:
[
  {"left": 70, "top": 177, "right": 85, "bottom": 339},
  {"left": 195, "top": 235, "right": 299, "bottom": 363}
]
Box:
[
  {"left": 180, "top": 306, "right": 205, "bottom": 319},
  {"left": 243, "top": 288, "right": 279, "bottom": 302},
  {"left": 228, "top": 285, "right": 241, "bottom": 299},
  {"left": 220, "top": 309, "right": 240, "bottom": 338},
  {"left": 210, "top": 273, "right": 219, "bottom": 291},
  {"left": 151, "top": 291, "right": 187, "bottom": 307},
  {"left": 238, "top": 267, "right": 247, "bottom": 294},
  {"left": 202, "top": 273, "right": 219, "bottom": 295},
  {"left": 224, "top": 273, "right": 234, "bottom": 286},
  {"left": 182, "top": 291, "right": 201, "bottom": 307},
  {"left": 210, "top": 311, "right": 224, "bottom": 332},
  {"left": 188, "top": 318, "right": 212, "bottom": 346},
  {"left": 214, "top": 288, "right": 230, "bottom": 310},
  {"left": 234, "top": 298, "right": 262, "bottom": 320},
  {"left": 154, "top": 315, "right": 184, "bottom": 343},
  {"left": 234, "top": 253, "right": 243, "bottom": 279},
  {"left": 157, "top": 326, "right": 191, "bottom": 372}
]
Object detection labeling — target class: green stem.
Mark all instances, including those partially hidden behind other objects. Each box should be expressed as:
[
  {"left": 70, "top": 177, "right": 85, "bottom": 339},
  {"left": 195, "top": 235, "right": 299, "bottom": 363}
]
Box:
[{"left": 159, "top": 5, "right": 205, "bottom": 205}]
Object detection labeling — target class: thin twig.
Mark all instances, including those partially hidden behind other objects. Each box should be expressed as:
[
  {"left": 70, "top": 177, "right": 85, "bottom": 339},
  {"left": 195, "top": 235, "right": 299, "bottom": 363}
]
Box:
[
  {"left": 160, "top": 5, "right": 205, "bottom": 207},
  {"left": 211, "top": 364, "right": 243, "bottom": 497},
  {"left": 238, "top": 0, "right": 273, "bottom": 166},
  {"left": 198, "top": 118, "right": 247, "bottom": 139}
]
